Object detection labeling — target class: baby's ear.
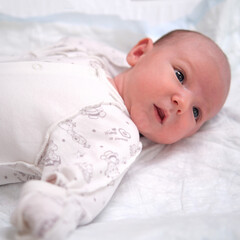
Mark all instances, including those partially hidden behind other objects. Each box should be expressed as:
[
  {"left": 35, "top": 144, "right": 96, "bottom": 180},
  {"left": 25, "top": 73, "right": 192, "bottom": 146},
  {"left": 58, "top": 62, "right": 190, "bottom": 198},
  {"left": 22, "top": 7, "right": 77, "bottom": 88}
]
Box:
[{"left": 126, "top": 38, "right": 153, "bottom": 66}]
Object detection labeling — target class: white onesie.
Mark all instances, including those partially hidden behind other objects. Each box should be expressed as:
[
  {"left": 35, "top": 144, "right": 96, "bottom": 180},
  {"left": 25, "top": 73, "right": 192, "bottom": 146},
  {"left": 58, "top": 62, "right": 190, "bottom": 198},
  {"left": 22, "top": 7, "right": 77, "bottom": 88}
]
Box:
[{"left": 0, "top": 38, "right": 142, "bottom": 239}]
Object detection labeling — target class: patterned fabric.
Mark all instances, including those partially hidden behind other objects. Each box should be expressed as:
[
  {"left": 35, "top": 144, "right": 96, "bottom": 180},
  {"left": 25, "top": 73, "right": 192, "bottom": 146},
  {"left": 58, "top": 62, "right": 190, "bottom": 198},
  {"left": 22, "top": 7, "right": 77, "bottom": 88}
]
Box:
[
  {"left": 0, "top": 38, "right": 142, "bottom": 239},
  {"left": 11, "top": 103, "right": 141, "bottom": 240}
]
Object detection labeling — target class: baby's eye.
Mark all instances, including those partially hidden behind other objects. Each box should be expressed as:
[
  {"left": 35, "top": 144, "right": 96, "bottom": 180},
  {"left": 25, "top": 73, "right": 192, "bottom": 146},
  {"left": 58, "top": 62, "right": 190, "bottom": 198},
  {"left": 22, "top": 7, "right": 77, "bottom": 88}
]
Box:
[
  {"left": 193, "top": 107, "right": 199, "bottom": 120},
  {"left": 175, "top": 70, "right": 184, "bottom": 84}
]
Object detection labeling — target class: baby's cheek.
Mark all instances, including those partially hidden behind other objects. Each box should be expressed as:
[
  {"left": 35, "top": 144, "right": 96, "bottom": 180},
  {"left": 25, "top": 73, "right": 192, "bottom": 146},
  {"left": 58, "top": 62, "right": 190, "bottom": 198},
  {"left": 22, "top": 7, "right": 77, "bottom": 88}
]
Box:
[
  {"left": 130, "top": 111, "right": 151, "bottom": 134},
  {"left": 185, "top": 124, "right": 202, "bottom": 138}
]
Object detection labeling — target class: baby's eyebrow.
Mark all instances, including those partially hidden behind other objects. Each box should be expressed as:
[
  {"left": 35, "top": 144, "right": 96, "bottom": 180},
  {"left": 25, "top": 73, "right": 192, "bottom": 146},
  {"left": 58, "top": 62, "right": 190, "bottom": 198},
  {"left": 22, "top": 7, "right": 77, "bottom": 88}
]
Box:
[{"left": 175, "top": 59, "right": 191, "bottom": 77}]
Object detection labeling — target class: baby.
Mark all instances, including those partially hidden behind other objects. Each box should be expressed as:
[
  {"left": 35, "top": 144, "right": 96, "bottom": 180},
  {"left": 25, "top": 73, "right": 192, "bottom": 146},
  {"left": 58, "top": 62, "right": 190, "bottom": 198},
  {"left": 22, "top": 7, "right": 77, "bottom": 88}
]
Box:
[
  {"left": 113, "top": 30, "right": 231, "bottom": 144},
  {"left": 0, "top": 30, "right": 230, "bottom": 240}
]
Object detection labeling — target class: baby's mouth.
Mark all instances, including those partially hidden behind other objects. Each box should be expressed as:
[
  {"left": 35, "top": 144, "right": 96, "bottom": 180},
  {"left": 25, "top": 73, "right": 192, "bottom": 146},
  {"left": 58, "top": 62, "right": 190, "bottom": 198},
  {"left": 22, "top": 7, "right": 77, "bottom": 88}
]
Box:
[{"left": 154, "top": 105, "right": 166, "bottom": 123}]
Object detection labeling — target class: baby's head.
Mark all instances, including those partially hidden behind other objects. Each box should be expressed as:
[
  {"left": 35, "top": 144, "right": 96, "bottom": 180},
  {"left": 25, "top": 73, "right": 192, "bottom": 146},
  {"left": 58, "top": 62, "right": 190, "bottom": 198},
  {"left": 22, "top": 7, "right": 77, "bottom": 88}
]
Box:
[{"left": 114, "top": 30, "right": 231, "bottom": 144}]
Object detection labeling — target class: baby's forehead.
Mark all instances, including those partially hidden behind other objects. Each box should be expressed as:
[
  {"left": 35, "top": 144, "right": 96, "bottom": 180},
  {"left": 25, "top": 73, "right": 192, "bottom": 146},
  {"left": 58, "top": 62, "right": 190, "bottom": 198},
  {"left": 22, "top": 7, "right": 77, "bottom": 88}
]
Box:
[
  {"left": 175, "top": 34, "right": 229, "bottom": 79},
  {"left": 184, "top": 36, "right": 230, "bottom": 116},
  {"left": 163, "top": 32, "right": 221, "bottom": 55},
  {"left": 178, "top": 34, "right": 218, "bottom": 54}
]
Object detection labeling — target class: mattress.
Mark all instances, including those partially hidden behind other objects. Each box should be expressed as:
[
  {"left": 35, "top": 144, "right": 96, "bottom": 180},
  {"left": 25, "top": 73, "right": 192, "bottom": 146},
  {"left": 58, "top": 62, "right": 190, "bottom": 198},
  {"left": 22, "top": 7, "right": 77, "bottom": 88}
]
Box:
[{"left": 0, "top": 0, "right": 239, "bottom": 239}]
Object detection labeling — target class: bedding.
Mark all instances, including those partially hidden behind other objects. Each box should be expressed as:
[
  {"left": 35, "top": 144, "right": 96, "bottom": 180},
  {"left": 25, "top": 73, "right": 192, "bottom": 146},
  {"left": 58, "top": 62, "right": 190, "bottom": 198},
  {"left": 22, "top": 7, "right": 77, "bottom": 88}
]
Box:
[{"left": 0, "top": 0, "right": 240, "bottom": 239}]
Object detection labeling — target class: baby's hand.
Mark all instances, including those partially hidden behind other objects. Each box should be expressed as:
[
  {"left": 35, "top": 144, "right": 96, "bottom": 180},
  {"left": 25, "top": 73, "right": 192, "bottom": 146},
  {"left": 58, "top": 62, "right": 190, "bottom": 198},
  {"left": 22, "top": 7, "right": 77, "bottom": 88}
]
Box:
[{"left": 11, "top": 181, "right": 84, "bottom": 240}]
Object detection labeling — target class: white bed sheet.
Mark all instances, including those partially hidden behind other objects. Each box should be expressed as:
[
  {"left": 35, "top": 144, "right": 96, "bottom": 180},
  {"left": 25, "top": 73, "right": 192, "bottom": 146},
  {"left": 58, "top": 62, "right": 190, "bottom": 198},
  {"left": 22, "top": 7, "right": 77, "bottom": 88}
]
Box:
[{"left": 0, "top": 0, "right": 240, "bottom": 239}]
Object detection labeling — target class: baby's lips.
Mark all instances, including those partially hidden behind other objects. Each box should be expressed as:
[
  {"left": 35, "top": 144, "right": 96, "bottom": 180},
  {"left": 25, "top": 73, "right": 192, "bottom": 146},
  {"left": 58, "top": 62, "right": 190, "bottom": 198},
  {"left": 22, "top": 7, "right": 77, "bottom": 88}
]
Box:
[{"left": 154, "top": 105, "right": 167, "bottom": 124}]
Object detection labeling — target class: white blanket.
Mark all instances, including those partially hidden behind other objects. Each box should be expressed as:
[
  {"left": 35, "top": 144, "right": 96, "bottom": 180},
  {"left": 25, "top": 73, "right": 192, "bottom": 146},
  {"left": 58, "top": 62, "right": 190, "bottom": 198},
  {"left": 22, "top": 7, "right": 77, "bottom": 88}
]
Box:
[{"left": 0, "top": 0, "right": 240, "bottom": 239}]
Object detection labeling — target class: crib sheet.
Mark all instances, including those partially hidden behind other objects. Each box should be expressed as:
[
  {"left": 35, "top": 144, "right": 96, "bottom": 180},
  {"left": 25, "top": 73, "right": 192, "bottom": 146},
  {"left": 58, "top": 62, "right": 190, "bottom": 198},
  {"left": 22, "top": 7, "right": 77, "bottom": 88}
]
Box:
[{"left": 0, "top": 0, "right": 240, "bottom": 239}]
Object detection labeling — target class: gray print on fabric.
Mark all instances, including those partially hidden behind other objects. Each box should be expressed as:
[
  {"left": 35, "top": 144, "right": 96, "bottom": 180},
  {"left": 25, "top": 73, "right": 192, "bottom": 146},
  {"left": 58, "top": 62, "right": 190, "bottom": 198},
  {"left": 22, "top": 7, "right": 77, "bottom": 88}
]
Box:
[
  {"left": 58, "top": 119, "right": 90, "bottom": 148},
  {"left": 100, "top": 151, "right": 120, "bottom": 179},
  {"left": 38, "top": 216, "right": 59, "bottom": 238},
  {"left": 79, "top": 104, "right": 106, "bottom": 119},
  {"left": 75, "top": 152, "right": 93, "bottom": 183},
  {"left": 130, "top": 144, "right": 141, "bottom": 157},
  {"left": 119, "top": 128, "right": 131, "bottom": 138},
  {"left": 13, "top": 171, "right": 40, "bottom": 182},
  {"left": 33, "top": 193, "right": 65, "bottom": 238},
  {"left": 89, "top": 60, "right": 105, "bottom": 76},
  {"left": 38, "top": 140, "right": 61, "bottom": 167},
  {"left": 105, "top": 128, "right": 131, "bottom": 142},
  {"left": 68, "top": 195, "right": 88, "bottom": 226}
]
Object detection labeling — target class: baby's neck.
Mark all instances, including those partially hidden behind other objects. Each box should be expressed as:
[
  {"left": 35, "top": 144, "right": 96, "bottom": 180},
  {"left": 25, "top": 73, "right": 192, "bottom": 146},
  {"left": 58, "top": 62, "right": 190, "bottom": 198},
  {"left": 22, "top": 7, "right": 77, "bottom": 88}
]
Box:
[
  {"left": 109, "top": 71, "right": 126, "bottom": 102},
  {"left": 108, "top": 77, "right": 118, "bottom": 91}
]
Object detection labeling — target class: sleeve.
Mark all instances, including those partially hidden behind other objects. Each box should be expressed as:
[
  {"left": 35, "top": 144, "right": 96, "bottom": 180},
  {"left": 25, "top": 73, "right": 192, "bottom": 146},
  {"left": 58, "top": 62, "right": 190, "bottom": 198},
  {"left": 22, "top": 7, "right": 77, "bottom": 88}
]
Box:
[{"left": 11, "top": 103, "right": 142, "bottom": 240}]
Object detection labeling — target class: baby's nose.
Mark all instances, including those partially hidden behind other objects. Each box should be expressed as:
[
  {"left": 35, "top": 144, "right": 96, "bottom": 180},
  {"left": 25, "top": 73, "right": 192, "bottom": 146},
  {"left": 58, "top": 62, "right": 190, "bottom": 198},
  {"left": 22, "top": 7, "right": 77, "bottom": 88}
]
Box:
[{"left": 172, "top": 92, "right": 192, "bottom": 115}]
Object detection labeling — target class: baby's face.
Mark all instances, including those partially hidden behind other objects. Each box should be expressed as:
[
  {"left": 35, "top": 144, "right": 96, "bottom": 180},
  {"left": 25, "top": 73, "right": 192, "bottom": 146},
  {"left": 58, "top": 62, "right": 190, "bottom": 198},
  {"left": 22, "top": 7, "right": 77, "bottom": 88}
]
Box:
[{"left": 114, "top": 36, "right": 230, "bottom": 144}]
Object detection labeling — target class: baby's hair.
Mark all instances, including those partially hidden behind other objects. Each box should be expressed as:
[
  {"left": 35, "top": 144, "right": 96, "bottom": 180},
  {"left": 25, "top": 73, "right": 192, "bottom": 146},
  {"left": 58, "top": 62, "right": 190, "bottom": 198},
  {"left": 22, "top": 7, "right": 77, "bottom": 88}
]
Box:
[
  {"left": 154, "top": 29, "right": 212, "bottom": 46},
  {"left": 154, "top": 29, "right": 229, "bottom": 61}
]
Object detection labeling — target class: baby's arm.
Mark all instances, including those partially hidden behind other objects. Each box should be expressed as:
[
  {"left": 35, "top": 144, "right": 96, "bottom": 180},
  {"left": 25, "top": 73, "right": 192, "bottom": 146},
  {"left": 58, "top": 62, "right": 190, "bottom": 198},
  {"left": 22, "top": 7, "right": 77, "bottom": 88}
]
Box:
[{"left": 12, "top": 103, "right": 141, "bottom": 240}]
